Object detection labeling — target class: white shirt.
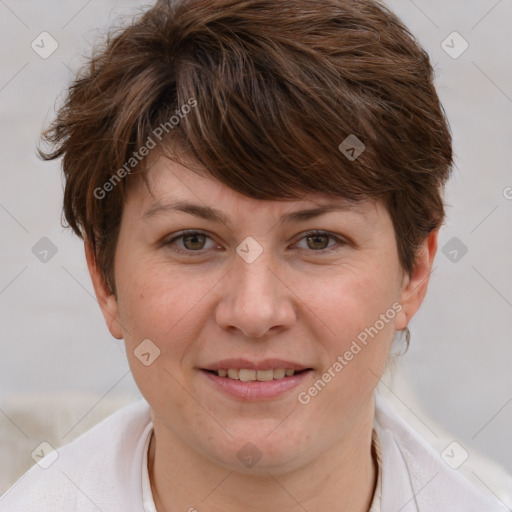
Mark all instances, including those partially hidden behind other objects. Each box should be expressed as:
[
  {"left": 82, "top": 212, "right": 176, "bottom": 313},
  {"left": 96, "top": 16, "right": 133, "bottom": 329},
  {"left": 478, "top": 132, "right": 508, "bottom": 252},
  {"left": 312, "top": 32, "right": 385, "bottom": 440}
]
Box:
[{"left": 1, "top": 392, "right": 507, "bottom": 512}]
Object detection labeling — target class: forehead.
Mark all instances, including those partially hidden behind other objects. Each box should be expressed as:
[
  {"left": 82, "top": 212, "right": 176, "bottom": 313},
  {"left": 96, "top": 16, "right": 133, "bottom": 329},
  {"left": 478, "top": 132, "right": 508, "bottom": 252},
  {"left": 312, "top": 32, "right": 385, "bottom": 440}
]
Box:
[{"left": 130, "top": 154, "right": 381, "bottom": 224}]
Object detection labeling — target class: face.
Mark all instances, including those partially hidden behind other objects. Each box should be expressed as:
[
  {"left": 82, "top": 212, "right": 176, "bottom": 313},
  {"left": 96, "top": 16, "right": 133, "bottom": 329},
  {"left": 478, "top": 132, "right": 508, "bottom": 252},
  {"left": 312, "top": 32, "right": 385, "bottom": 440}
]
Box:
[{"left": 87, "top": 154, "right": 436, "bottom": 474}]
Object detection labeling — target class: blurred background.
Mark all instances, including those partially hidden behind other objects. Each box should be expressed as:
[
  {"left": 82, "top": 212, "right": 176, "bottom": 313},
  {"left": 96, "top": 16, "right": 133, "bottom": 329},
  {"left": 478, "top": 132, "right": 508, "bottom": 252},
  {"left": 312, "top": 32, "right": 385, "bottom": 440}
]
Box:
[{"left": 1, "top": 0, "right": 511, "bottom": 502}]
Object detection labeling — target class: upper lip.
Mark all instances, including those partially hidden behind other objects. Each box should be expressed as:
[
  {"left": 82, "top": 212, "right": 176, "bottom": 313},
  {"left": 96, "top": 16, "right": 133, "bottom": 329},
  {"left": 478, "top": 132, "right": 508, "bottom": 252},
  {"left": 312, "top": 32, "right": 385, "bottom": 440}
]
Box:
[{"left": 201, "top": 358, "right": 312, "bottom": 371}]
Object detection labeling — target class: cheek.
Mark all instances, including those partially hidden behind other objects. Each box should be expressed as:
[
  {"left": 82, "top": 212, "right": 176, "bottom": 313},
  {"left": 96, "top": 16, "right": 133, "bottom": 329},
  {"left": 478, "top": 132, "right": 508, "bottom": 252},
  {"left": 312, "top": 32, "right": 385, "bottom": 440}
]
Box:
[
  {"left": 300, "top": 270, "right": 396, "bottom": 391},
  {"left": 115, "top": 260, "right": 223, "bottom": 390},
  {"left": 117, "top": 259, "right": 205, "bottom": 336},
  {"left": 116, "top": 263, "right": 209, "bottom": 409},
  {"left": 300, "top": 267, "right": 396, "bottom": 342}
]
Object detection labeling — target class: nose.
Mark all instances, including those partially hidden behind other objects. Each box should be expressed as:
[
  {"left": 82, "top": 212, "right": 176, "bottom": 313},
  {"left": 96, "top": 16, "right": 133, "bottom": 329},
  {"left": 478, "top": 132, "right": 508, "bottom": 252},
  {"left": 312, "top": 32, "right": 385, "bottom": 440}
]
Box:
[{"left": 214, "top": 246, "right": 297, "bottom": 339}]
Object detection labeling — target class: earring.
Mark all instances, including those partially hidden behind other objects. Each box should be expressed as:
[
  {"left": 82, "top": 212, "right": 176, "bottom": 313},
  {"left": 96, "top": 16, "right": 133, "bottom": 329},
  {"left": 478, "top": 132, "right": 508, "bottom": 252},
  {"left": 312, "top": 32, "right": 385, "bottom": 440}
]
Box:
[{"left": 404, "top": 326, "right": 411, "bottom": 348}]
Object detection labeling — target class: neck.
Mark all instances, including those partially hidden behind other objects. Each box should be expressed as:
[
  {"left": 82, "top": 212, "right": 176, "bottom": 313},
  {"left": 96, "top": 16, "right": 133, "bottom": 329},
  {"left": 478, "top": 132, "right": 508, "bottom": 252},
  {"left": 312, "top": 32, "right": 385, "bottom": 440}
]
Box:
[{"left": 149, "top": 396, "right": 377, "bottom": 512}]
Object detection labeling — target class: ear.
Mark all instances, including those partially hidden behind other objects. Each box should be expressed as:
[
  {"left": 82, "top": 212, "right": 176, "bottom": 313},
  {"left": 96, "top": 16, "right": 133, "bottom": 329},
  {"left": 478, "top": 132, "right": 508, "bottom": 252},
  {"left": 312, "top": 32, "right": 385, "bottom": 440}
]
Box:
[
  {"left": 84, "top": 238, "right": 124, "bottom": 340},
  {"left": 395, "top": 230, "right": 438, "bottom": 330}
]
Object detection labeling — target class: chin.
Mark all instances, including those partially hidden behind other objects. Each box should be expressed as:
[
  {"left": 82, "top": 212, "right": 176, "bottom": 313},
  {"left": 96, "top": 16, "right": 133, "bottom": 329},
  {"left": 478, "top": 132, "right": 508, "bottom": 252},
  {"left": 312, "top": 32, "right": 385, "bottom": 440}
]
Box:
[{"left": 204, "top": 429, "right": 312, "bottom": 475}]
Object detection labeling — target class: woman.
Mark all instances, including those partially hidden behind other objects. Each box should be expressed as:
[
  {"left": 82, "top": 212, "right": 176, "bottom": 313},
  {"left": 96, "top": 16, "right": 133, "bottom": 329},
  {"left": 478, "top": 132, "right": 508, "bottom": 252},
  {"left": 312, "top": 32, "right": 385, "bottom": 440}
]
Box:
[{"left": 1, "top": 0, "right": 508, "bottom": 510}]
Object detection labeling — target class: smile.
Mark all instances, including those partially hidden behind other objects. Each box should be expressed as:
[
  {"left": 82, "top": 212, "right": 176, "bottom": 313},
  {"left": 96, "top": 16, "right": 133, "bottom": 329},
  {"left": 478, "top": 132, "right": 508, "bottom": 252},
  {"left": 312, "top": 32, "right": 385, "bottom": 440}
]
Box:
[
  {"left": 200, "top": 368, "right": 313, "bottom": 400},
  {"left": 208, "top": 368, "right": 301, "bottom": 380}
]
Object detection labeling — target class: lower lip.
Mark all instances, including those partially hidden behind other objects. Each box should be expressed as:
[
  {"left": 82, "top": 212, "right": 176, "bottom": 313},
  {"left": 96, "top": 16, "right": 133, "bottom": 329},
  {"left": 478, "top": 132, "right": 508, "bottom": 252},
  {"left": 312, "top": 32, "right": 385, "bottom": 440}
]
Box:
[{"left": 200, "top": 369, "right": 312, "bottom": 401}]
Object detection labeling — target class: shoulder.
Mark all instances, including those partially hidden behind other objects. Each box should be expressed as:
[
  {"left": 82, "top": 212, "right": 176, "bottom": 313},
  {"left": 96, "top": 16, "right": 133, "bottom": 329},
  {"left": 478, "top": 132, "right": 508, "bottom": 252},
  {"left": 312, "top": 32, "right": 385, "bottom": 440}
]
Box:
[
  {"left": 0, "top": 398, "right": 152, "bottom": 512},
  {"left": 374, "top": 392, "right": 509, "bottom": 512}
]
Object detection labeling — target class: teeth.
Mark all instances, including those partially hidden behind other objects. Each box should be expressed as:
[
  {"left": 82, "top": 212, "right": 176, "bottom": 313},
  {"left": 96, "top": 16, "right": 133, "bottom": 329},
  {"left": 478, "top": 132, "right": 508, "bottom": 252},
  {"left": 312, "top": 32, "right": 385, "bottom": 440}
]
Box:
[
  {"left": 215, "top": 368, "right": 298, "bottom": 380},
  {"left": 227, "top": 369, "right": 239, "bottom": 380},
  {"left": 239, "top": 369, "right": 256, "bottom": 381},
  {"left": 255, "top": 369, "right": 274, "bottom": 381},
  {"left": 273, "top": 368, "right": 286, "bottom": 379}
]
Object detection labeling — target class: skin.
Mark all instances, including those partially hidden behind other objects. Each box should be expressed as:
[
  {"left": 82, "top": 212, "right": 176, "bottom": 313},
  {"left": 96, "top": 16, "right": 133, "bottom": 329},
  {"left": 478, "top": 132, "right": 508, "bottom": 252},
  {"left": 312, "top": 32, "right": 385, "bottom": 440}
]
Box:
[{"left": 86, "top": 154, "right": 437, "bottom": 512}]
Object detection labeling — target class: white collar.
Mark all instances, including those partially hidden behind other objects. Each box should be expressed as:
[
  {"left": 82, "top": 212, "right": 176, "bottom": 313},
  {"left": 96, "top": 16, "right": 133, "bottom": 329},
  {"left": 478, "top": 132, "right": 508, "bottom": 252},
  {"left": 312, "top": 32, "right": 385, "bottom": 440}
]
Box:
[
  {"left": 142, "top": 427, "right": 158, "bottom": 512},
  {"left": 369, "top": 428, "right": 383, "bottom": 511}
]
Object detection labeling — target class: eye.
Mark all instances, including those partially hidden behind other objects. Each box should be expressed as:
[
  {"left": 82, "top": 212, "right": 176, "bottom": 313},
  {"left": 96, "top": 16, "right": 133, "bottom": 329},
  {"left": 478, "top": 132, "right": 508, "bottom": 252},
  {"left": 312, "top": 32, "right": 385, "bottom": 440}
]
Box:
[
  {"left": 164, "top": 230, "right": 218, "bottom": 255},
  {"left": 163, "top": 229, "right": 346, "bottom": 256},
  {"left": 294, "top": 230, "right": 346, "bottom": 252}
]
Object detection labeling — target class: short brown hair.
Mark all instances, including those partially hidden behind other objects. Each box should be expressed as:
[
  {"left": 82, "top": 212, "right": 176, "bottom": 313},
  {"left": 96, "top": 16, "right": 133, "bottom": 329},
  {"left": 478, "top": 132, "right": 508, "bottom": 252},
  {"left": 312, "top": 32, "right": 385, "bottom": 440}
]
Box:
[{"left": 39, "top": 0, "right": 453, "bottom": 295}]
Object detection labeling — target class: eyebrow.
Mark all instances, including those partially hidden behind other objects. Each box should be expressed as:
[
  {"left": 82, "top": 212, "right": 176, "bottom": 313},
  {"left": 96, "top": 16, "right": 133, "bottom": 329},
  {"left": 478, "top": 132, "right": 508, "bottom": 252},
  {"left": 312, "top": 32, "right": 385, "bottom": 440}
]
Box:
[{"left": 141, "top": 199, "right": 367, "bottom": 224}]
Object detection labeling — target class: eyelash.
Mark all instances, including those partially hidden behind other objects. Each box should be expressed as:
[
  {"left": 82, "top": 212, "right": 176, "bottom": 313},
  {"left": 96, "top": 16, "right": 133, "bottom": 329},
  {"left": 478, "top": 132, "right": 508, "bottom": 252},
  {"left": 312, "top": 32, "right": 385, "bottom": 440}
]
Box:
[{"left": 163, "top": 230, "right": 346, "bottom": 256}]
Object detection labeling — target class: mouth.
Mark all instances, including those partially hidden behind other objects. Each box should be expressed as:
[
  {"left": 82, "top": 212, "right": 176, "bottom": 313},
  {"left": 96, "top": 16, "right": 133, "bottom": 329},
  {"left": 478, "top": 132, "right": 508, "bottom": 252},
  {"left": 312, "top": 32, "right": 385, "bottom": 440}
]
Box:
[
  {"left": 202, "top": 368, "right": 311, "bottom": 381},
  {"left": 198, "top": 359, "right": 314, "bottom": 400}
]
